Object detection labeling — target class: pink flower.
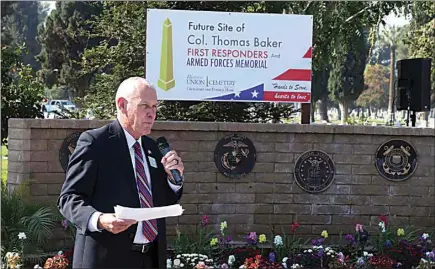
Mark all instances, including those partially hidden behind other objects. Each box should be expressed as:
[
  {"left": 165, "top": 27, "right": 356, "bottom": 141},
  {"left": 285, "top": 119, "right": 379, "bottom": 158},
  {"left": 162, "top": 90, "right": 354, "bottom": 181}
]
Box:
[
  {"left": 355, "top": 223, "right": 363, "bottom": 232},
  {"left": 291, "top": 222, "right": 300, "bottom": 232},
  {"left": 201, "top": 215, "right": 209, "bottom": 226},
  {"left": 379, "top": 215, "right": 388, "bottom": 226}
]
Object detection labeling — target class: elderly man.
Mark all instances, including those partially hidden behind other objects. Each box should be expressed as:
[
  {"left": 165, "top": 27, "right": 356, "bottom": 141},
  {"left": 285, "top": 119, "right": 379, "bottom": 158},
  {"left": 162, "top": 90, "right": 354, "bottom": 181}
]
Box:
[{"left": 58, "top": 77, "right": 184, "bottom": 269}]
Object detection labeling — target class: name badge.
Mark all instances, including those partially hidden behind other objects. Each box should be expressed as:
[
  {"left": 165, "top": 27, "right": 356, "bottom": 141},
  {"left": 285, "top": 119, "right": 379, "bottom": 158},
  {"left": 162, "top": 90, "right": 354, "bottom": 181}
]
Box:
[{"left": 148, "top": 156, "right": 157, "bottom": 168}]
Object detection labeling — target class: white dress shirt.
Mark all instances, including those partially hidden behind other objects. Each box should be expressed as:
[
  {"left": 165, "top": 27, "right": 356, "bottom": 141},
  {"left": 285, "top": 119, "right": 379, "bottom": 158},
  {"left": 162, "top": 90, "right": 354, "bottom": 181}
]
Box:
[{"left": 87, "top": 128, "right": 182, "bottom": 244}]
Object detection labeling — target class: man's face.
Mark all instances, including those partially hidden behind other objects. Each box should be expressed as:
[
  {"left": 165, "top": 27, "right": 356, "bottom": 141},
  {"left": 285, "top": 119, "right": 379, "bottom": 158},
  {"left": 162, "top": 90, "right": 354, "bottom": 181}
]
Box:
[{"left": 125, "top": 85, "right": 158, "bottom": 137}]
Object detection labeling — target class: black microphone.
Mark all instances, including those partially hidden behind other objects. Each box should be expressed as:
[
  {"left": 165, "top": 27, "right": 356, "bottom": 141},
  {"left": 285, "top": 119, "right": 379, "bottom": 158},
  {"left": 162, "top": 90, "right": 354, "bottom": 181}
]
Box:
[{"left": 156, "top": 136, "right": 183, "bottom": 185}]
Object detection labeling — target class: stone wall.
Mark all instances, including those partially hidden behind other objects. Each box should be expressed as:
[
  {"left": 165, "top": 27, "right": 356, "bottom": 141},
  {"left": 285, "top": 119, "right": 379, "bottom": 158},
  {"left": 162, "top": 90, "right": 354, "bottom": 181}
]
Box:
[{"left": 7, "top": 119, "right": 435, "bottom": 242}]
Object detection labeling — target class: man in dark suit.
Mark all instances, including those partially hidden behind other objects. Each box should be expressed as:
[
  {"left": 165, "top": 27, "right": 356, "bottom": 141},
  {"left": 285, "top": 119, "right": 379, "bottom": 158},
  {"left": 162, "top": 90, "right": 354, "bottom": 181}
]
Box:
[{"left": 58, "top": 77, "right": 184, "bottom": 269}]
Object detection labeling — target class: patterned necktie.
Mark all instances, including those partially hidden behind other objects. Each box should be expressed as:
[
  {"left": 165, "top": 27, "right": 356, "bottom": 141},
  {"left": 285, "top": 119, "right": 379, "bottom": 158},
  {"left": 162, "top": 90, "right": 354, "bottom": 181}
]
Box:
[{"left": 133, "top": 142, "right": 157, "bottom": 242}]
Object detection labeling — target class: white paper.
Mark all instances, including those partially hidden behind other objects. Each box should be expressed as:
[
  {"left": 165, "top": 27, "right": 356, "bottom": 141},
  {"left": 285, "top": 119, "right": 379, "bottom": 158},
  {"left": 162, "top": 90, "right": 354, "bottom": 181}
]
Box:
[{"left": 114, "top": 204, "right": 184, "bottom": 221}]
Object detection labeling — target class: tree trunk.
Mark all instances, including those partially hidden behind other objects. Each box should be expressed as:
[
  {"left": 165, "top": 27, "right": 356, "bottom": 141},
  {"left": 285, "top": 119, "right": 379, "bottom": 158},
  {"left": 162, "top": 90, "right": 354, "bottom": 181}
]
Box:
[
  {"left": 318, "top": 97, "right": 329, "bottom": 122},
  {"left": 424, "top": 111, "right": 429, "bottom": 127},
  {"left": 388, "top": 46, "right": 396, "bottom": 123},
  {"left": 310, "top": 102, "right": 315, "bottom": 123},
  {"left": 339, "top": 100, "right": 349, "bottom": 124},
  {"left": 368, "top": 106, "right": 371, "bottom": 117}
]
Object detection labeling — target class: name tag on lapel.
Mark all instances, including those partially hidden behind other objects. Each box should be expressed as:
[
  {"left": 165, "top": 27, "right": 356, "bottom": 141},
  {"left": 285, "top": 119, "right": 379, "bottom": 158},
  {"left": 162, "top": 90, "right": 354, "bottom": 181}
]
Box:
[{"left": 148, "top": 156, "right": 158, "bottom": 168}]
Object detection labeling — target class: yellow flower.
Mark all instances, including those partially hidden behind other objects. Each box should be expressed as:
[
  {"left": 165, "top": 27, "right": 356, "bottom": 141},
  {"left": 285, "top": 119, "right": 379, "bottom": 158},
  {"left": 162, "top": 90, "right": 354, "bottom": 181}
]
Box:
[
  {"left": 321, "top": 230, "right": 328, "bottom": 238},
  {"left": 259, "top": 234, "right": 267, "bottom": 243},
  {"left": 210, "top": 237, "right": 218, "bottom": 247},
  {"left": 397, "top": 228, "right": 405, "bottom": 236}
]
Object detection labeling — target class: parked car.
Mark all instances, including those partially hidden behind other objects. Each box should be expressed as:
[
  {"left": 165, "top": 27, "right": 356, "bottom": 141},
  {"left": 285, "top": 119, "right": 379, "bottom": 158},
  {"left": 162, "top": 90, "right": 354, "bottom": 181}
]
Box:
[{"left": 42, "top": 99, "right": 76, "bottom": 118}]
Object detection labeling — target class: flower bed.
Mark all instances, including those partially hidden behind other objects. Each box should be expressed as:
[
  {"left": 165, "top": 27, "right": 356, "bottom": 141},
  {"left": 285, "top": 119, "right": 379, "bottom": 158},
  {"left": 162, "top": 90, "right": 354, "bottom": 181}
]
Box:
[
  {"left": 167, "top": 215, "right": 435, "bottom": 269},
  {"left": 5, "top": 215, "right": 434, "bottom": 269}
]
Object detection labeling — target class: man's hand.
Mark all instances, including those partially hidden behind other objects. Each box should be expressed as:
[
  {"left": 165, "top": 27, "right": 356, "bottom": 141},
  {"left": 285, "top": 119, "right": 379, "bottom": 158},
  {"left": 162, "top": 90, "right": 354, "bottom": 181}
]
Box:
[
  {"left": 161, "top": 150, "right": 184, "bottom": 178},
  {"left": 97, "top": 213, "right": 137, "bottom": 234}
]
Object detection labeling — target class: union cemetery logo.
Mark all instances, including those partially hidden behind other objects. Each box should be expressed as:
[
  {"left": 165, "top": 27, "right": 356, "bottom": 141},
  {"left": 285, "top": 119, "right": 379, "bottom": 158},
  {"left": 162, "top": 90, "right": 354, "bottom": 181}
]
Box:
[
  {"left": 214, "top": 134, "right": 256, "bottom": 178},
  {"left": 59, "top": 132, "right": 82, "bottom": 172},
  {"left": 294, "top": 150, "right": 335, "bottom": 193},
  {"left": 375, "top": 139, "right": 418, "bottom": 181}
]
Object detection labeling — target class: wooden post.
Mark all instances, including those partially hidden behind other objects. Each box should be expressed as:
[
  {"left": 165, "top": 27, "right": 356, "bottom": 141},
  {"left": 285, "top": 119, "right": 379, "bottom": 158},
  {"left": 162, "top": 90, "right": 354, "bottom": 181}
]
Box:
[{"left": 301, "top": 103, "right": 311, "bottom": 124}]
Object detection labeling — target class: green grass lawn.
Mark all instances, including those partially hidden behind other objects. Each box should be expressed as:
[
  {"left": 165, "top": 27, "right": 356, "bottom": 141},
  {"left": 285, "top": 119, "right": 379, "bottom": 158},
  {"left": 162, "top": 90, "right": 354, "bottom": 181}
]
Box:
[{"left": 2, "top": 145, "right": 8, "bottom": 185}]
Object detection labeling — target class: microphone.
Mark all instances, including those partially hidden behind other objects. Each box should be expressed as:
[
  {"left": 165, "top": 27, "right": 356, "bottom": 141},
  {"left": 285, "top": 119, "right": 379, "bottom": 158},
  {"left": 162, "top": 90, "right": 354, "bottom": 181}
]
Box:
[{"left": 156, "top": 136, "right": 183, "bottom": 185}]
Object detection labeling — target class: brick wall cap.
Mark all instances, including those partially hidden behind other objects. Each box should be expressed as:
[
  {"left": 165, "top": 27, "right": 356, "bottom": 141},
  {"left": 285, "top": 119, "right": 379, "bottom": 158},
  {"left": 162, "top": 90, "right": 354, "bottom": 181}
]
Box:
[{"left": 8, "top": 118, "right": 435, "bottom": 136}]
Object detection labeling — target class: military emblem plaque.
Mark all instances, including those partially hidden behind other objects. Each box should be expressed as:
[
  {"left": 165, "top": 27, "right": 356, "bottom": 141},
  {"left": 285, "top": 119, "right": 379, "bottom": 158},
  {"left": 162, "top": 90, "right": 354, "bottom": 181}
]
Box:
[
  {"left": 214, "top": 134, "right": 256, "bottom": 178},
  {"left": 59, "top": 132, "right": 82, "bottom": 172},
  {"left": 294, "top": 150, "right": 335, "bottom": 193},
  {"left": 375, "top": 139, "right": 418, "bottom": 181}
]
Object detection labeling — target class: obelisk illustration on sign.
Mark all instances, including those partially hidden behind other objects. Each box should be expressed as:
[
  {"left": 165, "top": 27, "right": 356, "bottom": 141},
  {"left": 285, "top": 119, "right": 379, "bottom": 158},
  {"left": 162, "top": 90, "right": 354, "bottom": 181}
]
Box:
[{"left": 158, "top": 18, "right": 175, "bottom": 91}]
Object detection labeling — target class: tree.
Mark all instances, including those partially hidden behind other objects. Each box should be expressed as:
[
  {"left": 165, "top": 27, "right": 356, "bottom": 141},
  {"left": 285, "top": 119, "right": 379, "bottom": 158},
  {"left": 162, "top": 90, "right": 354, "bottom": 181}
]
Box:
[
  {"left": 1, "top": 1, "right": 49, "bottom": 70},
  {"left": 289, "top": 1, "right": 409, "bottom": 121},
  {"left": 328, "top": 27, "right": 369, "bottom": 123},
  {"left": 1, "top": 46, "right": 44, "bottom": 145},
  {"left": 37, "top": 1, "right": 103, "bottom": 99},
  {"left": 356, "top": 64, "right": 389, "bottom": 114},
  {"left": 377, "top": 25, "right": 404, "bottom": 122},
  {"left": 405, "top": 1, "right": 435, "bottom": 105}
]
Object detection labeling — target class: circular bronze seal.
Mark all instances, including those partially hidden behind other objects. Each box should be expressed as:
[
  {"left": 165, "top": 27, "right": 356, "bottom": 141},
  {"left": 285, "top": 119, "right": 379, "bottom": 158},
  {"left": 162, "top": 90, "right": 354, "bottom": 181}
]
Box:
[
  {"left": 214, "top": 134, "right": 256, "bottom": 178},
  {"left": 294, "top": 150, "right": 335, "bottom": 193},
  {"left": 375, "top": 139, "right": 418, "bottom": 181},
  {"left": 59, "top": 131, "right": 82, "bottom": 172}
]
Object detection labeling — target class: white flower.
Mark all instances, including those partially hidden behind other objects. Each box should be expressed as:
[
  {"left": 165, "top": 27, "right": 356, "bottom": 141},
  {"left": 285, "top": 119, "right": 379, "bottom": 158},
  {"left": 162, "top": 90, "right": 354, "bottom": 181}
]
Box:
[
  {"left": 177, "top": 255, "right": 181, "bottom": 258},
  {"left": 18, "top": 232, "right": 27, "bottom": 240},
  {"left": 423, "top": 233, "right": 430, "bottom": 240},
  {"left": 308, "top": 249, "right": 313, "bottom": 253},
  {"left": 34, "top": 265, "right": 43, "bottom": 269},
  {"left": 363, "top": 251, "right": 368, "bottom": 256},
  {"left": 174, "top": 259, "right": 181, "bottom": 266},
  {"left": 368, "top": 253, "right": 373, "bottom": 258},
  {"left": 239, "top": 265, "right": 246, "bottom": 269},
  {"left": 274, "top": 235, "right": 283, "bottom": 246},
  {"left": 167, "top": 259, "right": 172, "bottom": 268},
  {"left": 421, "top": 258, "right": 428, "bottom": 263},
  {"left": 378, "top": 221, "right": 386, "bottom": 233},
  {"left": 331, "top": 255, "right": 335, "bottom": 258},
  {"left": 327, "top": 252, "right": 330, "bottom": 256},
  {"left": 325, "top": 247, "right": 330, "bottom": 251},
  {"left": 180, "top": 263, "right": 184, "bottom": 267},
  {"left": 282, "top": 257, "right": 288, "bottom": 263},
  {"left": 228, "top": 255, "right": 235, "bottom": 265}
]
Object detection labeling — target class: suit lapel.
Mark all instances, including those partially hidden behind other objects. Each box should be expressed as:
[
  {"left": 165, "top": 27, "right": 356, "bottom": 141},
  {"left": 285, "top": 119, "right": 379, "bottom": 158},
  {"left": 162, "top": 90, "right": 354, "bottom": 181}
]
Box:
[{"left": 108, "top": 120, "right": 140, "bottom": 207}]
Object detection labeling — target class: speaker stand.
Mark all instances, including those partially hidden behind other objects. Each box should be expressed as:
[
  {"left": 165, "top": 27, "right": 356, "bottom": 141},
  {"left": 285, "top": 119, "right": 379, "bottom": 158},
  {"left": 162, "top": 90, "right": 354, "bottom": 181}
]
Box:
[
  {"left": 406, "top": 110, "right": 417, "bottom": 127},
  {"left": 411, "top": 110, "right": 417, "bottom": 127}
]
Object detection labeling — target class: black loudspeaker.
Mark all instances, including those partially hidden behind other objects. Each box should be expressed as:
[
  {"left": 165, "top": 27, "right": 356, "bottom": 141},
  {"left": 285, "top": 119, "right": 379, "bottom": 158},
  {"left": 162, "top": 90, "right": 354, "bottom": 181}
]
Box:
[{"left": 396, "top": 58, "right": 432, "bottom": 111}]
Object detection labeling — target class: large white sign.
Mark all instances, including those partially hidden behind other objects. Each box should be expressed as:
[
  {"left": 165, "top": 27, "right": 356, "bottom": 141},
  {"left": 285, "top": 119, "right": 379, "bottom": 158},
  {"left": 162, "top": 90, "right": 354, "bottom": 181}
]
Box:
[{"left": 146, "top": 9, "right": 313, "bottom": 103}]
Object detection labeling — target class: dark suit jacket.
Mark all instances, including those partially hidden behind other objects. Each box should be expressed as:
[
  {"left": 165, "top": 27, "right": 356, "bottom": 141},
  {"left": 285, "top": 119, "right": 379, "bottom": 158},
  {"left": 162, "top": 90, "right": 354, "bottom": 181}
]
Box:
[{"left": 58, "top": 120, "right": 182, "bottom": 268}]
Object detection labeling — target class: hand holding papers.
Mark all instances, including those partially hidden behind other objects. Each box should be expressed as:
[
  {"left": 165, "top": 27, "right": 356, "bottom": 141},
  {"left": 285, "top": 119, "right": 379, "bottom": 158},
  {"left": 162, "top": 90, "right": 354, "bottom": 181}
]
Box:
[{"left": 114, "top": 204, "right": 184, "bottom": 221}]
